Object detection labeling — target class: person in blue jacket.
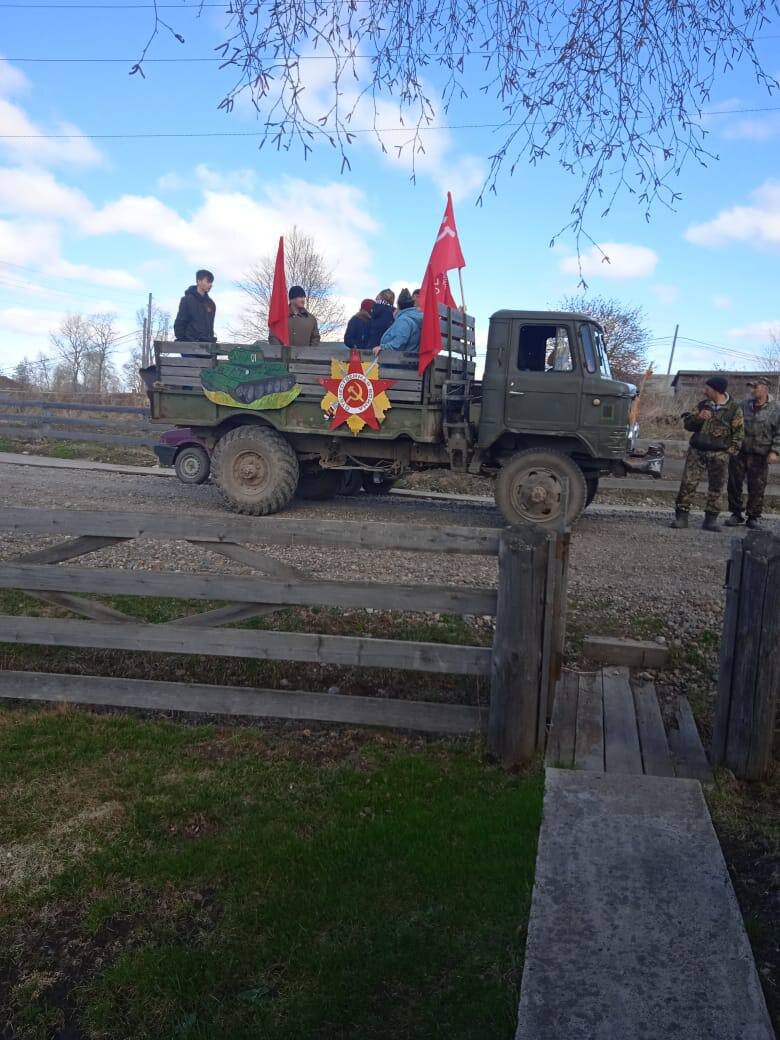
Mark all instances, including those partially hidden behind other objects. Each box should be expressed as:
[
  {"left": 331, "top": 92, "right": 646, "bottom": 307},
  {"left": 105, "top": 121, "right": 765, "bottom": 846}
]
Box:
[{"left": 375, "top": 288, "right": 422, "bottom": 356}]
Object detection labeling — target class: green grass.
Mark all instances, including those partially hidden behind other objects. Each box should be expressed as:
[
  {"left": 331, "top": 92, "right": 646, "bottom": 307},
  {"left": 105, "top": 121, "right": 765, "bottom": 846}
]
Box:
[
  {"left": 0, "top": 435, "right": 156, "bottom": 466},
  {"left": 0, "top": 707, "right": 542, "bottom": 1040}
]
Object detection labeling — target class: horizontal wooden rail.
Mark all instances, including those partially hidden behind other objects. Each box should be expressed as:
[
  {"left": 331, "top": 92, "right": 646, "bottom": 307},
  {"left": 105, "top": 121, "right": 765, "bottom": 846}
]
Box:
[
  {"left": 0, "top": 563, "right": 497, "bottom": 614},
  {"left": 0, "top": 672, "right": 486, "bottom": 735},
  {"left": 0, "top": 508, "right": 502, "bottom": 555},
  {"left": 0, "top": 398, "right": 147, "bottom": 415},
  {"left": 0, "top": 413, "right": 151, "bottom": 430},
  {"left": 0, "top": 616, "right": 492, "bottom": 674}
]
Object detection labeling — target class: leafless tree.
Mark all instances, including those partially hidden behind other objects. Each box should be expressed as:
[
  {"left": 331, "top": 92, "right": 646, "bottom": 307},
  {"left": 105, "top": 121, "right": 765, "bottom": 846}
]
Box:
[
  {"left": 560, "top": 294, "right": 651, "bottom": 383},
  {"left": 122, "top": 346, "right": 145, "bottom": 394},
  {"left": 50, "top": 313, "right": 93, "bottom": 392},
  {"left": 235, "top": 226, "right": 346, "bottom": 340},
  {"left": 135, "top": 304, "right": 171, "bottom": 366},
  {"left": 133, "top": 0, "right": 778, "bottom": 251},
  {"left": 761, "top": 326, "right": 780, "bottom": 372},
  {"left": 85, "top": 313, "right": 119, "bottom": 394}
]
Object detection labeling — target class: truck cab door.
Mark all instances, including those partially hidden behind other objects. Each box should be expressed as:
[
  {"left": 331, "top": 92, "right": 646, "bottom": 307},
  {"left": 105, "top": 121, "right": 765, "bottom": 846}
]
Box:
[{"left": 505, "top": 321, "right": 581, "bottom": 431}]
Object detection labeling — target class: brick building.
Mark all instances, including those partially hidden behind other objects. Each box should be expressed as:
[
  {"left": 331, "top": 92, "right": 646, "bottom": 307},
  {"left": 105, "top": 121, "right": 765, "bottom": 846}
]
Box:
[{"left": 671, "top": 370, "right": 780, "bottom": 400}]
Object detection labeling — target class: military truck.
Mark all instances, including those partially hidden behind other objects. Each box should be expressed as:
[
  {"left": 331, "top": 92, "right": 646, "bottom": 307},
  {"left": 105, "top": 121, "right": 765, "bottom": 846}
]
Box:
[{"left": 146, "top": 307, "right": 663, "bottom": 527}]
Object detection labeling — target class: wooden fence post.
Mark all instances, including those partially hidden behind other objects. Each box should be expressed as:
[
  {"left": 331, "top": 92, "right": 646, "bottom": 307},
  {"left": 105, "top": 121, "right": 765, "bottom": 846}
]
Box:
[
  {"left": 488, "top": 524, "right": 550, "bottom": 767},
  {"left": 713, "top": 530, "right": 780, "bottom": 781}
]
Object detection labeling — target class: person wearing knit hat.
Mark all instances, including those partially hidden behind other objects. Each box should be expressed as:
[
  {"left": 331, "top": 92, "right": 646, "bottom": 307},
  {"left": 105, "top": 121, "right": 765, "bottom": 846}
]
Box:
[
  {"left": 269, "top": 285, "right": 321, "bottom": 347},
  {"left": 725, "top": 375, "right": 780, "bottom": 529},
  {"left": 344, "top": 298, "right": 376, "bottom": 350},
  {"left": 366, "top": 289, "right": 395, "bottom": 349},
  {"left": 670, "top": 374, "right": 744, "bottom": 531}
]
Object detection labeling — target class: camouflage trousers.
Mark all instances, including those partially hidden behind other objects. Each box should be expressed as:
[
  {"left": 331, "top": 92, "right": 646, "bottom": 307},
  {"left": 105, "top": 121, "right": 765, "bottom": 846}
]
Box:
[
  {"left": 675, "top": 448, "right": 729, "bottom": 513},
  {"left": 727, "top": 451, "right": 769, "bottom": 519}
]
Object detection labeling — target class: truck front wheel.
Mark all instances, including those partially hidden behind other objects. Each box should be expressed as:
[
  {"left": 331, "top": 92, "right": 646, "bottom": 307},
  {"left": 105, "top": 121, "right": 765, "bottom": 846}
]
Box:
[
  {"left": 211, "top": 425, "right": 299, "bottom": 515},
  {"left": 495, "top": 449, "right": 587, "bottom": 528}
]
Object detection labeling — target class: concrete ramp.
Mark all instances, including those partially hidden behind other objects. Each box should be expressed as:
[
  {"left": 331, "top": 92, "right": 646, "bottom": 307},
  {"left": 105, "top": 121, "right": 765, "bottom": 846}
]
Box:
[{"left": 516, "top": 769, "right": 773, "bottom": 1040}]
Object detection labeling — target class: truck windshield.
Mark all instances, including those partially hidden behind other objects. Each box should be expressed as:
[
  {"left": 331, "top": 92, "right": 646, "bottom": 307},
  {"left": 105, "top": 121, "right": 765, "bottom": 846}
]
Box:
[{"left": 586, "top": 324, "right": 612, "bottom": 378}]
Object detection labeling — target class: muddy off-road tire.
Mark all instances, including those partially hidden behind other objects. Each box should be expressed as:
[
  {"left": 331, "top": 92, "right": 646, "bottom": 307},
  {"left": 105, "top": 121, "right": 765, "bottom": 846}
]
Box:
[
  {"left": 362, "top": 473, "right": 398, "bottom": 495},
  {"left": 495, "top": 449, "right": 587, "bottom": 528},
  {"left": 174, "top": 445, "right": 210, "bottom": 485},
  {"left": 296, "top": 469, "right": 342, "bottom": 500},
  {"left": 211, "top": 425, "right": 298, "bottom": 515}
]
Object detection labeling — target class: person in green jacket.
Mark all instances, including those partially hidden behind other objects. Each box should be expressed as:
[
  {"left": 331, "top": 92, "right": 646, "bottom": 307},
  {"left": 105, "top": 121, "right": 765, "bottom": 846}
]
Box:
[
  {"left": 725, "top": 377, "right": 780, "bottom": 529},
  {"left": 670, "top": 375, "right": 744, "bottom": 532}
]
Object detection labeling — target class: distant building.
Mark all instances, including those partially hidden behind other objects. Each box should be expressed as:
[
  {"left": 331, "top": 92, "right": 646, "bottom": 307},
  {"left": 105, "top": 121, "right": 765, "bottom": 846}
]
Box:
[
  {"left": 672, "top": 370, "right": 780, "bottom": 399},
  {"left": 0, "top": 375, "right": 23, "bottom": 391}
]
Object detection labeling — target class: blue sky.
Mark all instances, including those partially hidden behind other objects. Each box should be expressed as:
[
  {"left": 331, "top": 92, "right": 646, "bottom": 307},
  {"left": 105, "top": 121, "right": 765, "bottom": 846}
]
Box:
[{"left": 1, "top": 3, "right": 779, "bottom": 382}]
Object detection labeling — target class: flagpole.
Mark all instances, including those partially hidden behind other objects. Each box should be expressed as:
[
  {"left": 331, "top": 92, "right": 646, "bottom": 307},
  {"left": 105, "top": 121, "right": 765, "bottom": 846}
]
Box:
[{"left": 457, "top": 267, "right": 466, "bottom": 313}]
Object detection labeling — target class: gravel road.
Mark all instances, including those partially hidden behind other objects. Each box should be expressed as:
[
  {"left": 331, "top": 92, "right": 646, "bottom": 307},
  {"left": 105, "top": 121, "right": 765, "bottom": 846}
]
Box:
[{"left": 2, "top": 460, "right": 777, "bottom": 640}]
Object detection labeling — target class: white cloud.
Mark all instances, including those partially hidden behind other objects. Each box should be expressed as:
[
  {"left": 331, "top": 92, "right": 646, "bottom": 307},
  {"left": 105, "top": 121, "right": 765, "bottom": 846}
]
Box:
[
  {"left": 0, "top": 167, "right": 92, "bottom": 221},
  {"left": 157, "top": 165, "right": 260, "bottom": 194},
  {"left": 559, "top": 242, "right": 658, "bottom": 279},
  {"left": 0, "top": 306, "right": 63, "bottom": 338},
  {"left": 721, "top": 115, "right": 780, "bottom": 142},
  {"left": 711, "top": 294, "right": 733, "bottom": 310},
  {"left": 650, "top": 283, "right": 679, "bottom": 305},
  {"left": 0, "top": 99, "right": 103, "bottom": 168},
  {"left": 0, "top": 59, "right": 29, "bottom": 98},
  {"left": 86, "top": 178, "right": 380, "bottom": 290},
  {"left": 685, "top": 180, "right": 780, "bottom": 247},
  {"left": 727, "top": 320, "right": 780, "bottom": 340},
  {"left": 0, "top": 218, "right": 141, "bottom": 292}
]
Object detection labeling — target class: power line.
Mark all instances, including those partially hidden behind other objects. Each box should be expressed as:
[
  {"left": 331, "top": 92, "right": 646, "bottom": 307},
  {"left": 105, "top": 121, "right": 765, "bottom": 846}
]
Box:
[{"left": 1, "top": 105, "right": 778, "bottom": 142}]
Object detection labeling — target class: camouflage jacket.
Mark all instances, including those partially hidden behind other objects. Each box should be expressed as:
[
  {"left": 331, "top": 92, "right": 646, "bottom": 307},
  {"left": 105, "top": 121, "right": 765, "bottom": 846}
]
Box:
[
  {"left": 683, "top": 396, "right": 744, "bottom": 455},
  {"left": 739, "top": 396, "right": 780, "bottom": 456}
]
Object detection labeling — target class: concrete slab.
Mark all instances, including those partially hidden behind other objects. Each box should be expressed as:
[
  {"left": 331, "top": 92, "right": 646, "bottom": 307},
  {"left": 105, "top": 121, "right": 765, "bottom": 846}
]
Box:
[
  {"left": 516, "top": 769, "right": 773, "bottom": 1040},
  {"left": 0, "top": 451, "right": 173, "bottom": 478},
  {"left": 583, "top": 635, "right": 669, "bottom": 668}
]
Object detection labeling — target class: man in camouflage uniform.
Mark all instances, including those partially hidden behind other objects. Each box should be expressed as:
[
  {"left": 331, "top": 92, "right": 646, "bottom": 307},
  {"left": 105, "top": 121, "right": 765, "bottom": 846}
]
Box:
[
  {"left": 670, "top": 375, "right": 744, "bottom": 532},
  {"left": 725, "top": 376, "right": 780, "bottom": 529}
]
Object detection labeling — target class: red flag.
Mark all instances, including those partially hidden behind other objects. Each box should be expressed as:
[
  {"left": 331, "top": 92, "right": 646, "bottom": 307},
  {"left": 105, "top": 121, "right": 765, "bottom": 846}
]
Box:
[
  {"left": 268, "top": 236, "right": 289, "bottom": 345},
  {"left": 418, "top": 263, "right": 442, "bottom": 375},
  {"left": 420, "top": 192, "right": 466, "bottom": 305}
]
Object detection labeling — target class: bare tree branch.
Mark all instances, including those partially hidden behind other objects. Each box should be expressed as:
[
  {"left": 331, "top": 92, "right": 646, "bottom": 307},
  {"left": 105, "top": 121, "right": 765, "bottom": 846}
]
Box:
[
  {"left": 132, "top": 0, "right": 780, "bottom": 243},
  {"left": 233, "top": 225, "right": 346, "bottom": 340},
  {"left": 560, "top": 293, "right": 651, "bottom": 383}
]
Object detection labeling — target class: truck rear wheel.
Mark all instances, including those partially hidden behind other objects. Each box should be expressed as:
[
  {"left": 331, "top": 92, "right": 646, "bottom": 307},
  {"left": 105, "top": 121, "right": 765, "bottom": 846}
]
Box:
[
  {"left": 362, "top": 473, "right": 397, "bottom": 495},
  {"left": 211, "top": 425, "right": 299, "bottom": 515},
  {"left": 495, "top": 449, "right": 587, "bottom": 528}
]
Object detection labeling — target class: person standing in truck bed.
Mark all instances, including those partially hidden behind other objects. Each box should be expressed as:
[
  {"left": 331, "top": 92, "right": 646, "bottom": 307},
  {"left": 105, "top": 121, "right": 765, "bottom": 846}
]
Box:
[
  {"left": 174, "top": 269, "right": 217, "bottom": 343},
  {"left": 269, "top": 285, "right": 321, "bottom": 347}
]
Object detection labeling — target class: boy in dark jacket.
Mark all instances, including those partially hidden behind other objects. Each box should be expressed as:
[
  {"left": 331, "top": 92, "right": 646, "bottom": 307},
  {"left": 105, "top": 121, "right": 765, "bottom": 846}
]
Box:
[
  {"left": 366, "top": 289, "right": 395, "bottom": 348},
  {"left": 344, "top": 298, "right": 375, "bottom": 350},
  {"left": 174, "top": 270, "right": 217, "bottom": 343}
]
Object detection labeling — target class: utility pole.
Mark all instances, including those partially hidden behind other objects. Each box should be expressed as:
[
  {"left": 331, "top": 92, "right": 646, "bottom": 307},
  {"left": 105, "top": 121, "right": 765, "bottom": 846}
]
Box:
[
  {"left": 145, "top": 292, "right": 153, "bottom": 366},
  {"left": 666, "top": 323, "right": 679, "bottom": 376},
  {"left": 142, "top": 318, "right": 149, "bottom": 368}
]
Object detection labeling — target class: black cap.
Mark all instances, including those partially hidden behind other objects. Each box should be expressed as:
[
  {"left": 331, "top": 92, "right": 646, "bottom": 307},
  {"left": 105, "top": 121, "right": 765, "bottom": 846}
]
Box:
[
  {"left": 288, "top": 285, "right": 305, "bottom": 300},
  {"left": 706, "top": 375, "right": 728, "bottom": 394}
]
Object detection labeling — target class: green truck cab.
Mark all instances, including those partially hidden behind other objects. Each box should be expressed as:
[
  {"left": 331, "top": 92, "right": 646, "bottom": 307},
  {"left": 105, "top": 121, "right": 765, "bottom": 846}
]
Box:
[{"left": 146, "top": 306, "right": 662, "bottom": 527}]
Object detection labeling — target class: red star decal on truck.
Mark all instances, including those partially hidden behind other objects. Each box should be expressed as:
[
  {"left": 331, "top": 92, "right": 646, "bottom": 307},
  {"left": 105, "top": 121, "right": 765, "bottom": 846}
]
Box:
[{"left": 319, "top": 350, "right": 396, "bottom": 434}]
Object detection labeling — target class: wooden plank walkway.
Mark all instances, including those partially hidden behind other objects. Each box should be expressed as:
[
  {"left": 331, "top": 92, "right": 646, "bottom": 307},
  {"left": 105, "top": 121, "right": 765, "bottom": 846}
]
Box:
[{"left": 545, "top": 666, "right": 713, "bottom": 783}]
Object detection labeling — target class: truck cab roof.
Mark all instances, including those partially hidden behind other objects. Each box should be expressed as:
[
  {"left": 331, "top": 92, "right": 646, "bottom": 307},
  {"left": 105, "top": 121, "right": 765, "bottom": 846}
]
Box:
[{"left": 489, "top": 310, "right": 597, "bottom": 324}]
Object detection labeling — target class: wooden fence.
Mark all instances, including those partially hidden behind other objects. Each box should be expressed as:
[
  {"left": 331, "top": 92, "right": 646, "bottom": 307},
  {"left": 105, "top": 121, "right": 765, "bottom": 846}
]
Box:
[
  {"left": 0, "top": 396, "right": 154, "bottom": 449},
  {"left": 712, "top": 529, "right": 780, "bottom": 781},
  {"left": 0, "top": 508, "right": 569, "bottom": 766}
]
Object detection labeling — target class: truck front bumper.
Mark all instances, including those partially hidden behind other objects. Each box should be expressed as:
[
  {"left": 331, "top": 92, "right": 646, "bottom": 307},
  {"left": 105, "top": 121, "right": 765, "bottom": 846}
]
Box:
[{"left": 612, "top": 443, "right": 665, "bottom": 479}]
